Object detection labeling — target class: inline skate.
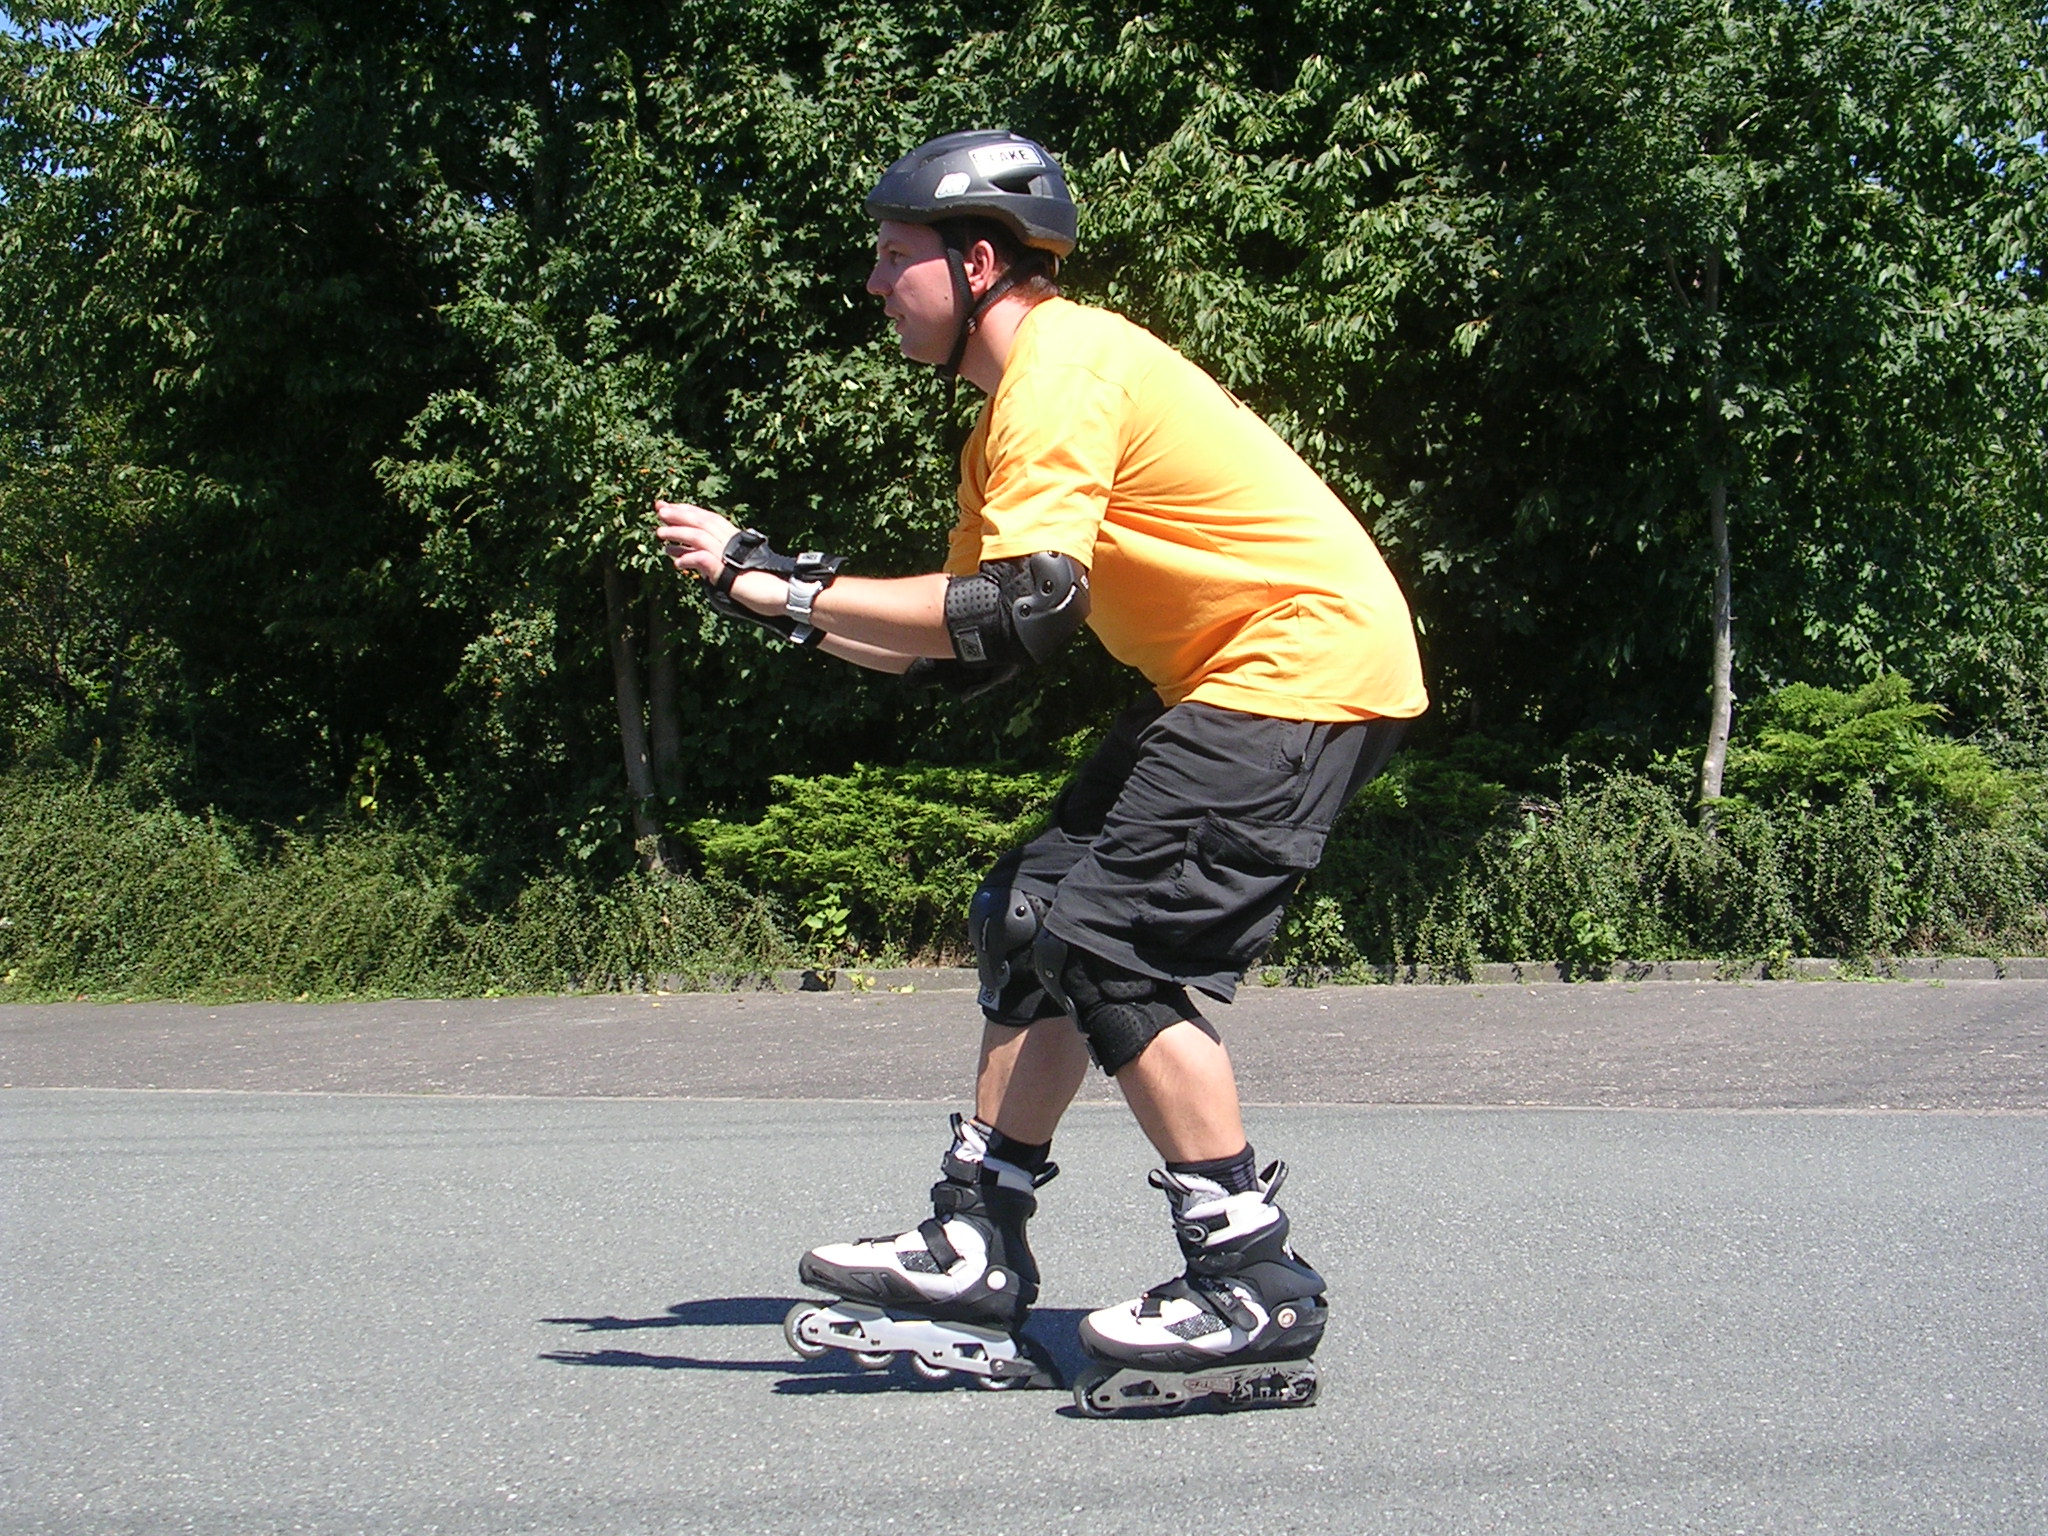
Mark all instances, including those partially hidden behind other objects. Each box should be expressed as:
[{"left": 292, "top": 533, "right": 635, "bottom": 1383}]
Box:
[
  {"left": 1072, "top": 1161, "right": 1326, "bottom": 1416},
  {"left": 785, "top": 1114, "right": 1060, "bottom": 1389}
]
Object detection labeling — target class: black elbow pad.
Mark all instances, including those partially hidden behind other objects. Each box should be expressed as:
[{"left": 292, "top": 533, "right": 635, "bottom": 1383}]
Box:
[{"left": 944, "top": 553, "right": 1090, "bottom": 668}]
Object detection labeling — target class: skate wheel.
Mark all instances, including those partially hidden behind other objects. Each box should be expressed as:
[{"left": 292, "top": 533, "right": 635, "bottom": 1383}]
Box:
[
  {"left": 1071, "top": 1363, "right": 1117, "bottom": 1417},
  {"left": 972, "top": 1368, "right": 1025, "bottom": 1391},
  {"left": 907, "top": 1354, "right": 953, "bottom": 1383},
  {"left": 782, "top": 1303, "right": 829, "bottom": 1361},
  {"left": 851, "top": 1349, "right": 895, "bottom": 1370}
]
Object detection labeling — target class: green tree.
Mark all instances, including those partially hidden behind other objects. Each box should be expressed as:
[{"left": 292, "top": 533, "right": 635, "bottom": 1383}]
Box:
[
  {"left": 5, "top": 0, "right": 2042, "bottom": 878},
  {"left": 1049, "top": 0, "right": 2045, "bottom": 770},
  {"left": 2, "top": 0, "right": 486, "bottom": 814},
  {"left": 379, "top": 0, "right": 1127, "bottom": 869},
  {"left": 1473, "top": 0, "right": 2047, "bottom": 809}
]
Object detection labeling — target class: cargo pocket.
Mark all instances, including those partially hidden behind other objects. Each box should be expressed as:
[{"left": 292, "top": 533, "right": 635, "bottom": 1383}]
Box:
[{"left": 1135, "top": 814, "right": 1329, "bottom": 972}]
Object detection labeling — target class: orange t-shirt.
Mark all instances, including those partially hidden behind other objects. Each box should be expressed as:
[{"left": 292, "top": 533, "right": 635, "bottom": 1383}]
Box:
[{"left": 948, "top": 298, "right": 1427, "bottom": 721}]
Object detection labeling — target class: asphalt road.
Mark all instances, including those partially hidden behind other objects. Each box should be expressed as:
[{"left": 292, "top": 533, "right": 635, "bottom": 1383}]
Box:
[
  {"left": 3, "top": 977, "right": 2045, "bottom": 1108},
  {"left": 3, "top": 981, "right": 2045, "bottom": 1535}
]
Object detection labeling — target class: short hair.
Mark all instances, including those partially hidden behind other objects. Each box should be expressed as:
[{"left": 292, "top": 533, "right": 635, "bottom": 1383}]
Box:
[{"left": 933, "top": 216, "right": 1062, "bottom": 302}]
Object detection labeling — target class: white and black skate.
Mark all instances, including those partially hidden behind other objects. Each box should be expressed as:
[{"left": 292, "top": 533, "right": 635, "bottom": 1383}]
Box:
[
  {"left": 789, "top": 1115, "right": 1060, "bottom": 1390},
  {"left": 1073, "top": 1162, "right": 1326, "bottom": 1417}
]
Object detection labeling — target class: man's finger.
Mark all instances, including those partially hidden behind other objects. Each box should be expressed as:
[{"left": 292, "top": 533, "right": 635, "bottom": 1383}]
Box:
[{"left": 654, "top": 498, "right": 707, "bottom": 524}]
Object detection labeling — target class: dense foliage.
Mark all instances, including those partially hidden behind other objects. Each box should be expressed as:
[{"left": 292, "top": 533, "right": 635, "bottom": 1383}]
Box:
[
  {"left": 689, "top": 761, "right": 1067, "bottom": 963},
  {"left": 5, "top": 680, "right": 2039, "bottom": 1000},
  {"left": 682, "top": 678, "right": 2048, "bottom": 974},
  {"left": 1285, "top": 680, "right": 2048, "bottom": 979},
  {"left": 2, "top": 1, "right": 2044, "bottom": 993},
  {"left": 0, "top": 771, "right": 784, "bottom": 998}
]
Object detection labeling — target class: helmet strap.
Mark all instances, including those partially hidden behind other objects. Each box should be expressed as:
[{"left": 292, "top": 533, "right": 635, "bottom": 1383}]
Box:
[
  {"left": 937, "top": 245, "right": 974, "bottom": 413},
  {"left": 934, "top": 247, "right": 1048, "bottom": 415}
]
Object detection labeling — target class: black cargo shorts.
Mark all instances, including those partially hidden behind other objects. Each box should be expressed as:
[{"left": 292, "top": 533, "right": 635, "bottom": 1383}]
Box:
[{"left": 988, "top": 694, "right": 1404, "bottom": 1006}]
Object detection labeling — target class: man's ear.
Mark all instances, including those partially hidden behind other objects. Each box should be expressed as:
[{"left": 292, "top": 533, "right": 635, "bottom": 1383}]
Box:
[{"left": 964, "top": 238, "right": 1005, "bottom": 296}]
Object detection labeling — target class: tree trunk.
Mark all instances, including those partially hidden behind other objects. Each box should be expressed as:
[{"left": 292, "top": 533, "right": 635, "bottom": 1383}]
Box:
[
  {"left": 601, "top": 561, "right": 670, "bottom": 875},
  {"left": 647, "top": 585, "right": 684, "bottom": 802},
  {"left": 1696, "top": 243, "right": 1733, "bottom": 830},
  {"left": 1699, "top": 467, "right": 1734, "bottom": 822}
]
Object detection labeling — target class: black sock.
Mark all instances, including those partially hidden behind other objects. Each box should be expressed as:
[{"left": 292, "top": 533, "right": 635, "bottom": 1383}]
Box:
[
  {"left": 980, "top": 1129, "right": 1052, "bottom": 1193},
  {"left": 1168, "top": 1144, "right": 1258, "bottom": 1194},
  {"left": 983, "top": 1128, "right": 1052, "bottom": 1173}
]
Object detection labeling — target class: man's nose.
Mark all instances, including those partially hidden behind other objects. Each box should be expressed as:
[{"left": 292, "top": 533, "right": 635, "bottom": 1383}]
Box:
[{"left": 865, "top": 263, "right": 888, "bottom": 296}]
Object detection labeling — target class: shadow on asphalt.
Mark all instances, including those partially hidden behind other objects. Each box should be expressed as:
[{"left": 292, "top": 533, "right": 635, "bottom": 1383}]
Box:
[
  {"left": 537, "top": 1296, "right": 1092, "bottom": 1393},
  {"left": 543, "top": 1295, "right": 796, "bottom": 1331}
]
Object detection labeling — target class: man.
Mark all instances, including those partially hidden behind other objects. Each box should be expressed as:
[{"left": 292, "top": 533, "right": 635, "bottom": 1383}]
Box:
[{"left": 656, "top": 129, "right": 1426, "bottom": 1415}]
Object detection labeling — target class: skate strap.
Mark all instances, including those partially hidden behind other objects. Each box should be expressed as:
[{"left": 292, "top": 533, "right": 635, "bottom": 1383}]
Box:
[
  {"left": 917, "top": 1217, "right": 962, "bottom": 1271},
  {"left": 1139, "top": 1275, "right": 1259, "bottom": 1334},
  {"left": 1260, "top": 1160, "right": 1287, "bottom": 1202}
]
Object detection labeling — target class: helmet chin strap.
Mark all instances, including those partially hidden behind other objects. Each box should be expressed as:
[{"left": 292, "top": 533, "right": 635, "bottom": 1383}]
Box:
[{"left": 935, "top": 247, "right": 1045, "bottom": 413}]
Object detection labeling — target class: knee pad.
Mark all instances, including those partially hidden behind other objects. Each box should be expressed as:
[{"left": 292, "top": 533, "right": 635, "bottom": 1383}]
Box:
[
  {"left": 1031, "top": 931, "right": 1211, "bottom": 1075},
  {"left": 970, "top": 877, "right": 1059, "bottom": 1026}
]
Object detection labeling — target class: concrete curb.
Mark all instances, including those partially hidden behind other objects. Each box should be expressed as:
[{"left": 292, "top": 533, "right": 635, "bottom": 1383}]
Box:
[
  {"left": 767, "top": 966, "right": 980, "bottom": 994},
  {"left": 1459, "top": 956, "right": 2048, "bottom": 984},
  {"left": 757, "top": 957, "right": 2048, "bottom": 992}
]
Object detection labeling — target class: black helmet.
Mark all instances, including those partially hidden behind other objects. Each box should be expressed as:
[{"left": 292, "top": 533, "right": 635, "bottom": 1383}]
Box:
[{"left": 865, "top": 129, "right": 1077, "bottom": 260}]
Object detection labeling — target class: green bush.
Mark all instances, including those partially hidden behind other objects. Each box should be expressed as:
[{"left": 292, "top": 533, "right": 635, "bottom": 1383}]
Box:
[
  {"left": 1277, "top": 681, "right": 2048, "bottom": 978},
  {"left": 0, "top": 773, "right": 787, "bottom": 1001},
  {"left": 4, "top": 677, "right": 2040, "bottom": 1001},
  {"left": 1728, "top": 675, "right": 2037, "bottom": 825},
  {"left": 686, "top": 763, "right": 1063, "bottom": 964}
]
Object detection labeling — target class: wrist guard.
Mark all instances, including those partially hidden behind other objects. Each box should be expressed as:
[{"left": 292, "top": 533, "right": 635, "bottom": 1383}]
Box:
[{"left": 702, "top": 528, "right": 843, "bottom": 647}]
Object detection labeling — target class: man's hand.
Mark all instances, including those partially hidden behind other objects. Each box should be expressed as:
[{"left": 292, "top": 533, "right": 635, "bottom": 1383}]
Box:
[{"left": 653, "top": 500, "right": 784, "bottom": 616}]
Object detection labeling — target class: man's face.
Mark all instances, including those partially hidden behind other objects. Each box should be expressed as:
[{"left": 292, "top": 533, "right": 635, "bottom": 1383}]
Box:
[{"left": 867, "top": 220, "right": 958, "bottom": 365}]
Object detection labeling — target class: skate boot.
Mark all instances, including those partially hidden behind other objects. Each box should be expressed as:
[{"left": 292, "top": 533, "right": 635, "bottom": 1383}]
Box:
[
  {"left": 1073, "top": 1161, "right": 1326, "bottom": 1416},
  {"left": 785, "top": 1114, "right": 1061, "bottom": 1389}
]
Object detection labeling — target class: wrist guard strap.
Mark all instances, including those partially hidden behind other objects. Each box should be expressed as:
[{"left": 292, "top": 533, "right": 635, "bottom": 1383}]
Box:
[{"left": 702, "top": 529, "right": 843, "bottom": 647}]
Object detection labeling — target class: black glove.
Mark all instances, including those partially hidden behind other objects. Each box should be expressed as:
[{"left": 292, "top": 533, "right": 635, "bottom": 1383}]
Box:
[{"left": 902, "top": 656, "right": 1020, "bottom": 698}]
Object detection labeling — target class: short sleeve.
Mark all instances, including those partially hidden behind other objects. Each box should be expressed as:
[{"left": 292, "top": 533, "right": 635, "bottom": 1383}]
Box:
[
  {"left": 973, "top": 362, "right": 1125, "bottom": 568},
  {"left": 943, "top": 507, "right": 986, "bottom": 578},
  {"left": 945, "top": 412, "right": 993, "bottom": 577}
]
